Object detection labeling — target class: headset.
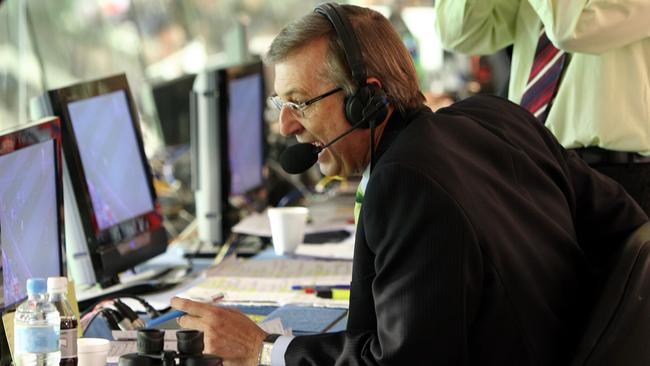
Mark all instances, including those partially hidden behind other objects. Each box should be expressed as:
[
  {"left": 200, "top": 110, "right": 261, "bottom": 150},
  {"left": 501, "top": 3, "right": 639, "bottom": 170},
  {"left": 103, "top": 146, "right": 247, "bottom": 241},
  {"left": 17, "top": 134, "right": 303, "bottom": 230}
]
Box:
[{"left": 314, "top": 3, "right": 388, "bottom": 129}]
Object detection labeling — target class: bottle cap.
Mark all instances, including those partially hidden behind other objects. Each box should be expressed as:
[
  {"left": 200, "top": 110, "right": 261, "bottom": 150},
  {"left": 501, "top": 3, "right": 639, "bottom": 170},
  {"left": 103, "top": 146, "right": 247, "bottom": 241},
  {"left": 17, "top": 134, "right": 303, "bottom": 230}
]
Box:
[
  {"left": 26, "top": 278, "right": 47, "bottom": 295},
  {"left": 47, "top": 276, "right": 68, "bottom": 293}
]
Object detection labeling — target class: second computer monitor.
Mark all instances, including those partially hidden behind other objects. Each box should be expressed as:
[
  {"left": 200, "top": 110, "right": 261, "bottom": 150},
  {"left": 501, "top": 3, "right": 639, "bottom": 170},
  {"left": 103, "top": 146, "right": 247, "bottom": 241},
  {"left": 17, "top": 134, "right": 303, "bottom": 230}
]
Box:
[
  {"left": 38, "top": 74, "right": 168, "bottom": 287},
  {"left": 193, "top": 61, "right": 266, "bottom": 244}
]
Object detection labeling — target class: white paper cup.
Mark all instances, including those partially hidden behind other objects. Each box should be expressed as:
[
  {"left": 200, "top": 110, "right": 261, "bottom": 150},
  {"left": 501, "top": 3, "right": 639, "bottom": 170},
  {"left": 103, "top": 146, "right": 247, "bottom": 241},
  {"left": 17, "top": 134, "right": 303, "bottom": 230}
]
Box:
[
  {"left": 267, "top": 207, "right": 309, "bottom": 255},
  {"left": 77, "top": 338, "right": 110, "bottom": 366}
]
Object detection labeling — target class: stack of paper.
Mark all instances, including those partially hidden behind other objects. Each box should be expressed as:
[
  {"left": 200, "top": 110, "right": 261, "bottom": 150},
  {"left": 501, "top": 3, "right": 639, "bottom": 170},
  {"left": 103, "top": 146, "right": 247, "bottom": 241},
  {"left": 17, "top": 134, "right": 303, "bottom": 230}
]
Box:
[{"left": 179, "top": 257, "right": 353, "bottom": 308}]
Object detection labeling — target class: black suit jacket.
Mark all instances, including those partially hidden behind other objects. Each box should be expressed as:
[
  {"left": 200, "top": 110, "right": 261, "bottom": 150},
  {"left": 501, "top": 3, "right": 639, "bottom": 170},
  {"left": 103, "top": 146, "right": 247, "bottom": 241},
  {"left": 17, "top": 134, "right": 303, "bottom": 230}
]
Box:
[{"left": 286, "top": 95, "right": 647, "bottom": 365}]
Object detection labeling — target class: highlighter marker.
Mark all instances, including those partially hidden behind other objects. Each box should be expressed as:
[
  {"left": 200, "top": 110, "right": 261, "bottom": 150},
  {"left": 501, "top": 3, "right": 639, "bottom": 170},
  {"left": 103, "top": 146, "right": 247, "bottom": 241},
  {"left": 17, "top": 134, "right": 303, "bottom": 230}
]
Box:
[{"left": 315, "top": 289, "right": 350, "bottom": 300}]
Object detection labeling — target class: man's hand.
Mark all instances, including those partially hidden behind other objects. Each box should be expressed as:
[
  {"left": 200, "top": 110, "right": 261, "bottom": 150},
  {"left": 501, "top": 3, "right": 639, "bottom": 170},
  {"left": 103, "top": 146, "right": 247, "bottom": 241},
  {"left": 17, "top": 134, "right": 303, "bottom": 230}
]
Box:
[{"left": 171, "top": 296, "right": 268, "bottom": 366}]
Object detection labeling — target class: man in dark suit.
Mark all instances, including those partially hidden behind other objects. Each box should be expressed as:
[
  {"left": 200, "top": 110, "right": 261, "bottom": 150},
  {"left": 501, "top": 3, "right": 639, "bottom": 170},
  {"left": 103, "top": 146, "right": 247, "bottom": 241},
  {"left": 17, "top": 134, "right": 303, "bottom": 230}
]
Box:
[{"left": 171, "top": 4, "right": 647, "bottom": 365}]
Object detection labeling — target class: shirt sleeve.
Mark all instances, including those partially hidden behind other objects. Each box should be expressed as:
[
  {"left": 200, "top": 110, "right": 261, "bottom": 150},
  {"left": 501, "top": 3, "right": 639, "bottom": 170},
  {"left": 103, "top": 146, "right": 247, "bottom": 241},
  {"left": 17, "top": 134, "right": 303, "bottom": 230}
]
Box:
[
  {"left": 270, "top": 335, "right": 294, "bottom": 366},
  {"left": 528, "top": 0, "right": 650, "bottom": 53},
  {"left": 435, "top": 0, "right": 519, "bottom": 54}
]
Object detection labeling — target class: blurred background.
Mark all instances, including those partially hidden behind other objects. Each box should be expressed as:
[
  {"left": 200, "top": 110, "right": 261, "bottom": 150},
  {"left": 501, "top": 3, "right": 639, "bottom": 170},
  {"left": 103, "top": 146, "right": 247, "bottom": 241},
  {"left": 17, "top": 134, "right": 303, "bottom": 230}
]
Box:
[{"left": 0, "top": 0, "right": 509, "bottom": 234}]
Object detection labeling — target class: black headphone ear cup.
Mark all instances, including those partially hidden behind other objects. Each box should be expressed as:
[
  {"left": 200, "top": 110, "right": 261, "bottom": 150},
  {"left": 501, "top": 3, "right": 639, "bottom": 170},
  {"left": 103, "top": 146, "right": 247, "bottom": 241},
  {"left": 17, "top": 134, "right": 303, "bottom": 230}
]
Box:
[
  {"left": 344, "top": 84, "right": 388, "bottom": 129},
  {"left": 344, "top": 86, "right": 370, "bottom": 127}
]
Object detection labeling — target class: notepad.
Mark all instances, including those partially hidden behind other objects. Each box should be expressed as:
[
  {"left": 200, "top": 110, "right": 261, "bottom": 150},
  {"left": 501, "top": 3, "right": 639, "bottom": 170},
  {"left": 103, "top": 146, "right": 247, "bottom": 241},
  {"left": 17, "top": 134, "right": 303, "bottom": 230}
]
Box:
[{"left": 263, "top": 305, "right": 348, "bottom": 335}]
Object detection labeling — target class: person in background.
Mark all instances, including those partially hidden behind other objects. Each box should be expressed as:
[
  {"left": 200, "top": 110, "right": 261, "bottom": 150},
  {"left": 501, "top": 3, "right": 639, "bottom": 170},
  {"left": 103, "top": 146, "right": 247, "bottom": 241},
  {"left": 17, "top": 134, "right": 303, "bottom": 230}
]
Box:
[
  {"left": 435, "top": 0, "right": 650, "bottom": 213},
  {"left": 172, "top": 4, "right": 647, "bottom": 365}
]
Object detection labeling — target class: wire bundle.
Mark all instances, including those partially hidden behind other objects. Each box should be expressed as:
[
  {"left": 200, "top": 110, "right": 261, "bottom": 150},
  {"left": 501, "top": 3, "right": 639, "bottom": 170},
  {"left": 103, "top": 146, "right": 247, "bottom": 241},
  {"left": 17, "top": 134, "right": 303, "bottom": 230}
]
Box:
[{"left": 80, "top": 295, "right": 159, "bottom": 334}]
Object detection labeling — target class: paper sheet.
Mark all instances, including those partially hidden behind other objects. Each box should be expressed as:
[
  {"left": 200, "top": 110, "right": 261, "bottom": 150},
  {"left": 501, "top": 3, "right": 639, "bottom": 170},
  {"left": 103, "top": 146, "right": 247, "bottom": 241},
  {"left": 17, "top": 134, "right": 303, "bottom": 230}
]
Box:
[
  {"left": 180, "top": 258, "right": 352, "bottom": 308},
  {"left": 232, "top": 210, "right": 353, "bottom": 238},
  {"left": 258, "top": 318, "right": 291, "bottom": 336},
  {"left": 207, "top": 257, "right": 352, "bottom": 278},
  {"left": 295, "top": 236, "right": 355, "bottom": 260}
]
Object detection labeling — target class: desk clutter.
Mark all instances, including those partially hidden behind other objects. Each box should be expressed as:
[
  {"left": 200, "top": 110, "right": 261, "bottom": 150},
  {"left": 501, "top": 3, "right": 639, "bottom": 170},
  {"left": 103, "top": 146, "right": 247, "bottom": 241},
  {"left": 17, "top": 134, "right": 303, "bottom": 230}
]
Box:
[
  {"left": 4, "top": 272, "right": 351, "bottom": 364},
  {"left": 180, "top": 256, "right": 352, "bottom": 308},
  {"left": 1, "top": 210, "right": 356, "bottom": 362},
  {"left": 105, "top": 304, "right": 348, "bottom": 363}
]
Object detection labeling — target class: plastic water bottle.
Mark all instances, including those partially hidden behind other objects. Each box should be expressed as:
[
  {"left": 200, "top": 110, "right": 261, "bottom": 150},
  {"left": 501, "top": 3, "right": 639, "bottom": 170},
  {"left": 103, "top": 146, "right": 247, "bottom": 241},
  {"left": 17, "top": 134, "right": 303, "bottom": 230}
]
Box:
[
  {"left": 47, "top": 277, "right": 78, "bottom": 366},
  {"left": 14, "top": 278, "right": 61, "bottom": 366}
]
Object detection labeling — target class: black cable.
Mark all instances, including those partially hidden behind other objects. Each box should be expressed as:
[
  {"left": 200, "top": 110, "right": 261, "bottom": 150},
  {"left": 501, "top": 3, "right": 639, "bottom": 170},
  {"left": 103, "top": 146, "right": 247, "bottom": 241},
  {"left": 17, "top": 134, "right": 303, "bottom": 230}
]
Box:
[
  {"left": 84, "top": 308, "right": 121, "bottom": 332},
  {"left": 114, "top": 299, "right": 146, "bottom": 329},
  {"left": 113, "top": 299, "right": 137, "bottom": 321},
  {"left": 119, "top": 295, "right": 161, "bottom": 319},
  {"left": 81, "top": 294, "right": 160, "bottom": 319}
]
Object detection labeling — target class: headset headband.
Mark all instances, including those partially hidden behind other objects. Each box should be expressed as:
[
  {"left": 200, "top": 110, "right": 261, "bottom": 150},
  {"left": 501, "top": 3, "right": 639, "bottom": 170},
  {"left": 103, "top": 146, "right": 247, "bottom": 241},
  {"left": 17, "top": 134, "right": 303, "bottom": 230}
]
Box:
[{"left": 314, "top": 3, "right": 367, "bottom": 87}]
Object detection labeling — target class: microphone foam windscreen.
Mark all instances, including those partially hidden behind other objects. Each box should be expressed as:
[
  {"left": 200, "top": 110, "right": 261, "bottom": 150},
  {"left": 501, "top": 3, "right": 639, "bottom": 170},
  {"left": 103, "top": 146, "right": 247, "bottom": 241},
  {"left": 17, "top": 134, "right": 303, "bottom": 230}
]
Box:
[{"left": 280, "top": 143, "right": 319, "bottom": 174}]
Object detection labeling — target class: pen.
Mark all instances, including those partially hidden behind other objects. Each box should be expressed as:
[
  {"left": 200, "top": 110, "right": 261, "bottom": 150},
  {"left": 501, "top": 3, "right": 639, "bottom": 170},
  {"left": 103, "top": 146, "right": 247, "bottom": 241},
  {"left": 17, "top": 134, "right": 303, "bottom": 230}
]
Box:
[
  {"left": 291, "top": 284, "right": 350, "bottom": 291},
  {"left": 145, "top": 293, "right": 224, "bottom": 328},
  {"left": 145, "top": 309, "right": 186, "bottom": 328}
]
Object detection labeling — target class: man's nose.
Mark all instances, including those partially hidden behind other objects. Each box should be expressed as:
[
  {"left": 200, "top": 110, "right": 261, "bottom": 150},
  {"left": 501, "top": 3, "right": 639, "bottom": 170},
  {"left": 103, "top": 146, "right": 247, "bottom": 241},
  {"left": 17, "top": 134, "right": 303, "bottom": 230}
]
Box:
[{"left": 278, "top": 107, "right": 305, "bottom": 136}]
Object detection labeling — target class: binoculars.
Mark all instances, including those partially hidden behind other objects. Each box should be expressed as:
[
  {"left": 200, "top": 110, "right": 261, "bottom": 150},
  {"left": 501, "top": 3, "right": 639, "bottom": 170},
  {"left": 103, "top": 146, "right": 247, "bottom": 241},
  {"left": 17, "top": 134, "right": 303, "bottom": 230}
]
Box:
[{"left": 118, "top": 329, "right": 222, "bottom": 366}]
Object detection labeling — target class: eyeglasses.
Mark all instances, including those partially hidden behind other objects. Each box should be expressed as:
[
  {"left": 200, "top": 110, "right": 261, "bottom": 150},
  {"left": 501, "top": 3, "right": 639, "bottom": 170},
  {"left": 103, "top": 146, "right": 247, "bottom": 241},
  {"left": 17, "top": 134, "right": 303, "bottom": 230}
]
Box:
[{"left": 269, "top": 86, "right": 343, "bottom": 118}]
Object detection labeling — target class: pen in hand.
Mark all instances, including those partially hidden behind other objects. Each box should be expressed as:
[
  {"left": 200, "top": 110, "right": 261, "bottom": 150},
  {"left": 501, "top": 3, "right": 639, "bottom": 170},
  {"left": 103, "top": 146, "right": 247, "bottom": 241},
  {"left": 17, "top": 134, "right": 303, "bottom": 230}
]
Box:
[
  {"left": 145, "top": 309, "right": 187, "bottom": 328},
  {"left": 145, "top": 293, "right": 224, "bottom": 328}
]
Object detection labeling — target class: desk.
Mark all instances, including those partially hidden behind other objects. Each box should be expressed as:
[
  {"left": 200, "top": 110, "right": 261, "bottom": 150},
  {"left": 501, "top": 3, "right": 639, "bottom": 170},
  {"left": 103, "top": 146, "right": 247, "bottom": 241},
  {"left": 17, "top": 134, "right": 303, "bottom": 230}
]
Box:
[
  {"left": 83, "top": 238, "right": 352, "bottom": 364},
  {"left": 80, "top": 191, "right": 357, "bottom": 363}
]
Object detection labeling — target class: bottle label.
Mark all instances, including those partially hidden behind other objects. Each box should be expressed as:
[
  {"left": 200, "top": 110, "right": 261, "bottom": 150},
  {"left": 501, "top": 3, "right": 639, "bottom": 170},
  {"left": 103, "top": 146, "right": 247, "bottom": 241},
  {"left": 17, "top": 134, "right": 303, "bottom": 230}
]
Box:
[
  {"left": 60, "top": 328, "right": 78, "bottom": 358},
  {"left": 14, "top": 325, "right": 60, "bottom": 354}
]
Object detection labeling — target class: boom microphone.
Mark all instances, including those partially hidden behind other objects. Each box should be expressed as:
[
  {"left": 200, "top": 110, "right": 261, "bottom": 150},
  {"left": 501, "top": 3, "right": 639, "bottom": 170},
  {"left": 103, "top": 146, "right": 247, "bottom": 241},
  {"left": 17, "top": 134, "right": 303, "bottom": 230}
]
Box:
[{"left": 279, "top": 102, "right": 386, "bottom": 174}]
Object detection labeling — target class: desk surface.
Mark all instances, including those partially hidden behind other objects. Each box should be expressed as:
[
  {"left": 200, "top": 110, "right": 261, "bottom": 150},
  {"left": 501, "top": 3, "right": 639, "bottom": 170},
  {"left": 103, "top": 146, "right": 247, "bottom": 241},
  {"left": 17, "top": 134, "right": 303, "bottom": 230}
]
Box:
[{"left": 84, "top": 235, "right": 354, "bottom": 359}]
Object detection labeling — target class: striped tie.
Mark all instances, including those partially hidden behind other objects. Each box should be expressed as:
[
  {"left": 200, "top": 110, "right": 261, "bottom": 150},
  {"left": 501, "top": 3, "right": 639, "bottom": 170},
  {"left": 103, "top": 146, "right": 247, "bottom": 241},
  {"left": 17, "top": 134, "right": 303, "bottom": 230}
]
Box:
[{"left": 520, "top": 30, "right": 567, "bottom": 123}]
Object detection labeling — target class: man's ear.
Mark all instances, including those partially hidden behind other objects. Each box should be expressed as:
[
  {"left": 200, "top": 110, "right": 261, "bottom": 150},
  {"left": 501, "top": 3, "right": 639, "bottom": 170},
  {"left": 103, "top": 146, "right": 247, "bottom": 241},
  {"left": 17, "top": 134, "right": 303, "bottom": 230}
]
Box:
[{"left": 365, "top": 77, "right": 383, "bottom": 89}]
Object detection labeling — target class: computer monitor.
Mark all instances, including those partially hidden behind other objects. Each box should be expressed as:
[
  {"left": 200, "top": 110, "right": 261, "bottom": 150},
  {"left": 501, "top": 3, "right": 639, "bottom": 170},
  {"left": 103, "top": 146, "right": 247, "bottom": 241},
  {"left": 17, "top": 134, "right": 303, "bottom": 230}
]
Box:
[
  {"left": 193, "top": 61, "right": 266, "bottom": 244},
  {"left": 0, "top": 117, "right": 64, "bottom": 312},
  {"left": 34, "top": 74, "right": 168, "bottom": 288},
  {"left": 151, "top": 74, "right": 196, "bottom": 146}
]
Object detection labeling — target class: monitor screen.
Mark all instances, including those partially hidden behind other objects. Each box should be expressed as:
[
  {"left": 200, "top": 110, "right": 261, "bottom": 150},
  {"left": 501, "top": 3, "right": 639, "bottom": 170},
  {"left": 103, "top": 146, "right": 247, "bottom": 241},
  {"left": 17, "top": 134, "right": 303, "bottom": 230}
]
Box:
[
  {"left": 41, "top": 74, "right": 168, "bottom": 287},
  {"left": 227, "top": 72, "right": 264, "bottom": 196},
  {"left": 0, "top": 118, "right": 63, "bottom": 311},
  {"left": 67, "top": 90, "right": 154, "bottom": 230}
]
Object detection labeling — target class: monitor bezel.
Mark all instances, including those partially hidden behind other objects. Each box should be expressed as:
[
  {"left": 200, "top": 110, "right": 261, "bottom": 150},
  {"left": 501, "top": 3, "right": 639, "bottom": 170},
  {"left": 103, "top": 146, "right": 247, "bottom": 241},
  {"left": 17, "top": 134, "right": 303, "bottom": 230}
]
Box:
[
  {"left": 0, "top": 117, "right": 65, "bottom": 313},
  {"left": 44, "top": 74, "right": 167, "bottom": 287}
]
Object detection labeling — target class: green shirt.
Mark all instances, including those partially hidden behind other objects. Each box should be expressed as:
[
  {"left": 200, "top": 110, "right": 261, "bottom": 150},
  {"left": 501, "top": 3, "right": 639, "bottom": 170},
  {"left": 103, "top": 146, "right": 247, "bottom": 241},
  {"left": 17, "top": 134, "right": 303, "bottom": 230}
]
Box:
[
  {"left": 435, "top": 0, "right": 650, "bottom": 154},
  {"left": 354, "top": 166, "right": 370, "bottom": 226}
]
